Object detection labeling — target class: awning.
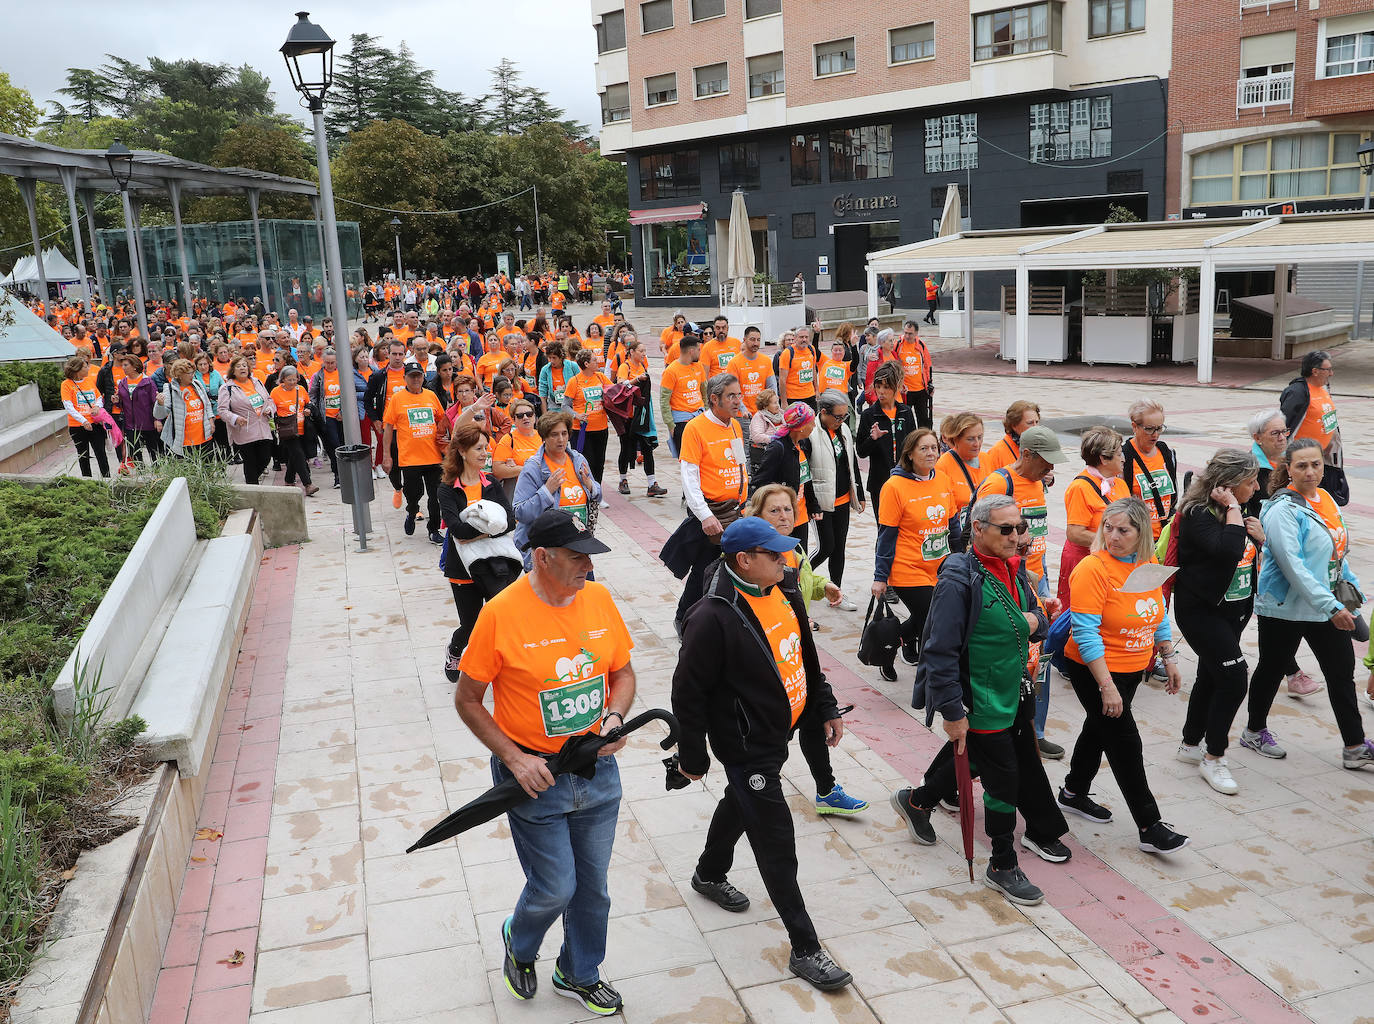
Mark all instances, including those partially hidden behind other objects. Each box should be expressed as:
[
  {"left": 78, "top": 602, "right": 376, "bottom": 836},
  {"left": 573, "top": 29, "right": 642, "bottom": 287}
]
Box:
[{"left": 629, "top": 203, "right": 707, "bottom": 226}]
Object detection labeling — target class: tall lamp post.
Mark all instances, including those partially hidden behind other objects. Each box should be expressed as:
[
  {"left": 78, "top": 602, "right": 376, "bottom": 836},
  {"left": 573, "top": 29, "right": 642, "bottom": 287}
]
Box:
[
  {"left": 281, "top": 10, "right": 372, "bottom": 550},
  {"left": 105, "top": 140, "right": 151, "bottom": 343},
  {"left": 1352, "top": 140, "right": 1374, "bottom": 341},
  {"left": 390, "top": 216, "right": 403, "bottom": 281},
  {"left": 515, "top": 225, "right": 524, "bottom": 271}
]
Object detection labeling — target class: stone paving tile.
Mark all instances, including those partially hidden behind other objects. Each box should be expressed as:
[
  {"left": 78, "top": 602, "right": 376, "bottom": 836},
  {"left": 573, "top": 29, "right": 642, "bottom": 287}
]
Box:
[
  {"left": 257, "top": 884, "right": 366, "bottom": 952},
  {"left": 369, "top": 944, "right": 488, "bottom": 1021},
  {"left": 1213, "top": 921, "right": 1372, "bottom": 1001}
]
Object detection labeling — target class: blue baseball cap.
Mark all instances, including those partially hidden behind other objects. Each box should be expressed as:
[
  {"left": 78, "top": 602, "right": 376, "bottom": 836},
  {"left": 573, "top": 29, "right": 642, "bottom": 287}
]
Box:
[{"left": 721, "top": 517, "right": 798, "bottom": 555}]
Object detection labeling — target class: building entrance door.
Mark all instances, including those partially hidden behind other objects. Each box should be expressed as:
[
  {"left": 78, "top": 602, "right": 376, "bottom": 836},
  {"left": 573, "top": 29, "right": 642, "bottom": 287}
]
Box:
[{"left": 834, "top": 224, "right": 869, "bottom": 291}]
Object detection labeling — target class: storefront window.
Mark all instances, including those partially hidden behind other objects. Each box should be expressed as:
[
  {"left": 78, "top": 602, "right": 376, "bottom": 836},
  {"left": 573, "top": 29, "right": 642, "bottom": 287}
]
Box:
[
  {"left": 1189, "top": 132, "right": 1364, "bottom": 204},
  {"left": 638, "top": 151, "right": 701, "bottom": 202},
  {"left": 924, "top": 114, "right": 978, "bottom": 172},
  {"left": 828, "top": 125, "right": 893, "bottom": 181},
  {"left": 791, "top": 133, "right": 822, "bottom": 185},
  {"left": 641, "top": 220, "right": 711, "bottom": 297}
]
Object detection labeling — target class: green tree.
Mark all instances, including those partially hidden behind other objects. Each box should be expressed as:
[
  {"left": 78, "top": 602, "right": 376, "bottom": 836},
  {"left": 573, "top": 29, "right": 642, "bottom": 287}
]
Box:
[
  {"left": 185, "top": 124, "right": 317, "bottom": 223},
  {"left": 481, "top": 58, "right": 584, "bottom": 139},
  {"left": 53, "top": 69, "right": 118, "bottom": 123},
  {"left": 0, "top": 73, "right": 64, "bottom": 278}
]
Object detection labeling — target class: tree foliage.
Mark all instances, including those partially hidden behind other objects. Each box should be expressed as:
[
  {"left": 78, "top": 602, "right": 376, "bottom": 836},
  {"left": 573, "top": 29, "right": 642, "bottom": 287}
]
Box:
[{"left": 0, "top": 73, "right": 63, "bottom": 277}]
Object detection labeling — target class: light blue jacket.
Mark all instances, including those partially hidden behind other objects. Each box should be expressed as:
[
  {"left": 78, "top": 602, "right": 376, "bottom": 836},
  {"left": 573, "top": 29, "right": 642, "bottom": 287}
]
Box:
[
  {"left": 1256, "top": 491, "right": 1360, "bottom": 621},
  {"left": 511, "top": 443, "right": 603, "bottom": 570},
  {"left": 537, "top": 359, "right": 579, "bottom": 412}
]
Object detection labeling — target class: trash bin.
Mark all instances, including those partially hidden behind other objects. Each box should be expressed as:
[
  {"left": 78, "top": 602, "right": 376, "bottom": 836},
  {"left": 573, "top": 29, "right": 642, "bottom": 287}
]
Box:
[{"left": 336, "top": 444, "right": 374, "bottom": 506}]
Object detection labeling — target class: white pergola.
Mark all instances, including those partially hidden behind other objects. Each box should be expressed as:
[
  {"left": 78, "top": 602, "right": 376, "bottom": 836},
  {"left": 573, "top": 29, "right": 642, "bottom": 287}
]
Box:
[{"left": 865, "top": 211, "right": 1374, "bottom": 383}]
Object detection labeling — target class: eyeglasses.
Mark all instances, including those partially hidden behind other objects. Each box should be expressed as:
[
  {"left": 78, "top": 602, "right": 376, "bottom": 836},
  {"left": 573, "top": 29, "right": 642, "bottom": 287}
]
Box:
[
  {"left": 1263, "top": 428, "right": 1289, "bottom": 439},
  {"left": 986, "top": 521, "right": 1030, "bottom": 536},
  {"left": 1136, "top": 424, "right": 1165, "bottom": 435}
]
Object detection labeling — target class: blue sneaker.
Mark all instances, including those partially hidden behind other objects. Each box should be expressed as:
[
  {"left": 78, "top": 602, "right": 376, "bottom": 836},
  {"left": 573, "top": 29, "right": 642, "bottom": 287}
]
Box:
[{"left": 815, "top": 784, "right": 869, "bottom": 816}]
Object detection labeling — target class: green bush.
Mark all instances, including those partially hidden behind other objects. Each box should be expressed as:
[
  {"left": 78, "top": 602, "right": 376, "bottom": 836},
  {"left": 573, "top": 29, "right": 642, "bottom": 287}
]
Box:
[{"left": 0, "top": 361, "right": 65, "bottom": 410}]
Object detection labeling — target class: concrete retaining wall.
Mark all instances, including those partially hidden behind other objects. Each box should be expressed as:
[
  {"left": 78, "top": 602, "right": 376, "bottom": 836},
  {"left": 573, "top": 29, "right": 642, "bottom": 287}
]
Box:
[
  {"left": 232, "top": 482, "right": 309, "bottom": 547},
  {"left": 0, "top": 382, "right": 67, "bottom": 474}
]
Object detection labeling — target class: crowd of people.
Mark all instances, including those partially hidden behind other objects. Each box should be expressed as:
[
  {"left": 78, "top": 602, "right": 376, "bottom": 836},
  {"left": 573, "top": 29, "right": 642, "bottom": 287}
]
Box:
[{"left": 30, "top": 281, "right": 1374, "bottom": 1014}]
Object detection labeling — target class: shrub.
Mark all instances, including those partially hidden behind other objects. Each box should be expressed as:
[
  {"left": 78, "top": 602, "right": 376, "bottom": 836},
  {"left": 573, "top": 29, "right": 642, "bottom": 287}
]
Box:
[{"left": 0, "top": 361, "right": 65, "bottom": 410}]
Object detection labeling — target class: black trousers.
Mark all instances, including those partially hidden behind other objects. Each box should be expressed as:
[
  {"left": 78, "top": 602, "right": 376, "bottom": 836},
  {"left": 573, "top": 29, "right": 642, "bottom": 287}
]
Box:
[
  {"left": 387, "top": 435, "right": 402, "bottom": 492},
  {"left": 134, "top": 428, "right": 164, "bottom": 462},
  {"left": 798, "top": 722, "right": 835, "bottom": 796},
  {"left": 812, "top": 503, "right": 852, "bottom": 587},
  {"left": 892, "top": 585, "right": 934, "bottom": 652},
  {"left": 1177, "top": 596, "right": 1251, "bottom": 757},
  {"left": 790, "top": 521, "right": 809, "bottom": 561},
  {"left": 578, "top": 428, "right": 608, "bottom": 483},
  {"left": 279, "top": 435, "right": 311, "bottom": 486},
  {"left": 926, "top": 297, "right": 939, "bottom": 322},
  {"left": 238, "top": 438, "right": 274, "bottom": 485},
  {"left": 70, "top": 424, "right": 110, "bottom": 478},
  {"left": 671, "top": 419, "right": 688, "bottom": 457},
  {"left": 909, "top": 727, "right": 1023, "bottom": 870},
  {"left": 1063, "top": 661, "right": 1161, "bottom": 830},
  {"left": 212, "top": 419, "right": 231, "bottom": 460},
  {"left": 320, "top": 418, "right": 344, "bottom": 478},
  {"left": 617, "top": 429, "right": 656, "bottom": 478},
  {"left": 1248, "top": 615, "right": 1364, "bottom": 747},
  {"left": 402, "top": 464, "right": 441, "bottom": 524},
  {"left": 697, "top": 758, "right": 819, "bottom": 956},
  {"left": 448, "top": 581, "right": 486, "bottom": 657},
  {"left": 904, "top": 391, "right": 933, "bottom": 430},
  {"left": 676, "top": 543, "right": 717, "bottom": 631}
]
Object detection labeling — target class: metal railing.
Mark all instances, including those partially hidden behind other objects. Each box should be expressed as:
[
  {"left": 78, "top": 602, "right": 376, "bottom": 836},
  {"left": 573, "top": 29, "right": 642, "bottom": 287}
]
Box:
[
  {"left": 1240, "top": 0, "right": 1296, "bottom": 11},
  {"left": 1237, "top": 72, "right": 1294, "bottom": 112},
  {"left": 720, "top": 280, "right": 804, "bottom": 307}
]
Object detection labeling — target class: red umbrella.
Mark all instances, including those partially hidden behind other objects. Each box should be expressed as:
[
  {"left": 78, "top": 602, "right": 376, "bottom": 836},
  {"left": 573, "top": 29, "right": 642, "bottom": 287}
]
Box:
[{"left": 954, "top": 745, "right": 975, "bottom": 882}]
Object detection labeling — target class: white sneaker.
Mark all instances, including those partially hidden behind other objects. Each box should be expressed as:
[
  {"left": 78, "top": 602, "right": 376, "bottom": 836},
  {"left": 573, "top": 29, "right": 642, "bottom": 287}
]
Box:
[
  {"left": 831, "top": 597, "right": 858, "bottom": 612},
  {"left": 1176, "top": 743, "right": 1203, "bottom": 765},
  {"left": 1199, "top": 757, "right": 1239, "bottom": 795}
]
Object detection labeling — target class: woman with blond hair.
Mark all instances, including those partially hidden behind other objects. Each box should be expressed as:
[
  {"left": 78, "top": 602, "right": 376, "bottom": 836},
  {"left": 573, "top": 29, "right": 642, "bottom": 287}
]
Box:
[
  {"left": 1058, "top": 426, "right": 1130, "bottom": 610},
  {"left": 154, "top": 358, "right": 214, "bottom": 458}
]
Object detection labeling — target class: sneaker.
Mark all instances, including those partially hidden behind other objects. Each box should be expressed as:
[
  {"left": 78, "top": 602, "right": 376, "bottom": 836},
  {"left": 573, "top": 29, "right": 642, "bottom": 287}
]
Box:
[
  {"left": 332, "top": 477, "right": 340, "bottom": 488},
  {"left": 1138, "top": 821, "right": 1189, "bottom": 854},
  {"left": 831, "top": 596, "right": 858, "bottom": 612},
  {"left": 985, "top": 864, "right": 1044, "bottom": 906},
  {"left": 1038, "top": 737, "right": 1065, "bottom": 760},
  {"left": 1057, "top": 787, "right": 1113, "bottom": 823},
  {"left": 1342, "top": 739, "right": 1374, "bottom": 770},
  {"left": 788, "top": 948, "right": 852, "bottom": 991},
  {"left": 647, "top": 483, "right": 668, "bottom": 497},
  {"left": 1199, "top": 757, "right": 1239, "bottom": 794},
  {"left": 312, "top": 457, "right": 323, "bottom": 468},
  {"left": 1285, "top": 671, "right": 1324, "bottom": 698},
  {"left": 1240, "top": 727, "right": 1287, "bottom": 759},
  {"left": 878, "top": 662, "right": 898, "bottom": 683},
  {"left": 889, "top": 789, "right": 936, "bottom": 845},
  {"left": 939, "top": 793, "right": 960, "bottom": 814},
  {"left": 1150, "top": 660, "right": 1169, "bottom": 682},
  {"left": 501, "top": 916, "right": 537, "bottom": 1001},
  {"left": 428, "top": 530, "right": 444, "bottom": 545},
  {"left": 1020, "top": 834, "right": 1072, "bottom": 863},
  {"left": 815, "top": 784, "right": 869, "bottom": 816},
  {"left": 392, "top": 490, "right": 403, "bottom": 509},
  {"left": 617, "top": 479, "right": 630, "bottom": 495},
  {"left": 1176, "top": 743, "right": 1203, "bottom": 765},
  {"left": 551, "top": 964, "right": 622, "bottom": 1016},
  {"left": 691, "top": 871, "right": 750, "bottom": 912},
  {"left": 900, "top": 641, "right": 919, "bottom": 666},
  {"left": 444, "top": 647, "right": 462, "bottom": 683},
  {"left": 303, "top": 484, "right": 319, "bottom": 496},
  {"left": 404, "top": 513, "right": 416, "bottom": 536}
]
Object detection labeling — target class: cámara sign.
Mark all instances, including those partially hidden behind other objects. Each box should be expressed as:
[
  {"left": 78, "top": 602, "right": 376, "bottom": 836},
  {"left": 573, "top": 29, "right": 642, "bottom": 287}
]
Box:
[{"left": 833, "top": 193, "right": 899, "bottom": 218}]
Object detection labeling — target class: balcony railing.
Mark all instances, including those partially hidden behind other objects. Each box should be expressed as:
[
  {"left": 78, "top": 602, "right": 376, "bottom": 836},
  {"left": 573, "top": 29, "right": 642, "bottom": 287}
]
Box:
[
  {"left": 1237, "top": 72, "right": 1294, "bottom": 113},
  {"left": 1240, "top": 0, "right": 1296, "bottom": 11}
]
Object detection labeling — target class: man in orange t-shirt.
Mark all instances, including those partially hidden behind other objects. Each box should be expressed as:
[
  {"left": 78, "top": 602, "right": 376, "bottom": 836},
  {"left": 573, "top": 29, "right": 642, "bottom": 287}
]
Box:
[
  {"left": 700, "top": 315, "right": 742, "bottom": 374},
  {"left": 383, "top": 365, "right": 449, "bottom": 541},
  {"left": 895, "top": 321, "right": 933, "bottom": 429},
  {"left": 777, "top": 328, "right": 818, "bottom": 408},
  {"left": 660, "top": 335, "right": 707, "bottom": 455},
  {"left": 725, "top": 327, "right": 776, "bottom": 419}
]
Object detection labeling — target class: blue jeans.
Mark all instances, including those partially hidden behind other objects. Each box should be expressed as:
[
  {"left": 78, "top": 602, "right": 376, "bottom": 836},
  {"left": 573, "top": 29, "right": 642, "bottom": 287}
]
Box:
[
  {"left": 493, "top": 754, "right": 621, "bottom": 986},
  {"left": 1035, "top": 572, "right": 1051, "bottom": 738}
]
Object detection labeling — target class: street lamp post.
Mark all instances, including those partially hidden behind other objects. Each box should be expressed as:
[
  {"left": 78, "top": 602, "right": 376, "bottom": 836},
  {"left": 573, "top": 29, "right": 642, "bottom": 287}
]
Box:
[
  {"left": 105, "top": 140, "right": 151, "bottom": 343},
  {"left": 515, "top": 225, "right": 524, "bottom": 271},
  {"left": 1351, "top": 140, "right": 1374, "bottom": 340},
  {"left": 281, "top": 10, "right": 372, "bottom": 550},
  {"left": 532, "top": 184, "right": 544, "bottom": 274},
  {"left": 390, "top": 216, "right": 403, "bottom": 281}
]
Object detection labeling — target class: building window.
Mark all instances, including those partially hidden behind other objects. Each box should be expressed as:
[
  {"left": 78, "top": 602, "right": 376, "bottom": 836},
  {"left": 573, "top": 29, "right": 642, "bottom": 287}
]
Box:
[
  {"left": 694, "top": 63, "right": 729, "bottom": 98},
  {"left": 1029, "top": 96, "right": 1111, "bottom": 162},
  {"left": 639, "top": 151, "right": 701, "bottom": 201},
  {"left": 974, "top": 3, "right": 1062, "bottom": 61},
  {"left": 890, "top": 23, "right": 936, "bottom": 64},
  {"left": 791, "top": 133, "right": 822, "bottom": 185},
  {"left": 745, "top": 0, "right": 781, "bottom": 18},
  {"left": 924, "top": 113, "right": 978, "bottom": 172},
  {"left": 719, "top": 142, "right": 760, "bottom": 191},
  {"left": 691, "top": 0, "right": 725, "bottom": 20},
  {"left": 645, "top": 73, "right": 678, "bottom": 107},
  {"left": 595, "top": 11, "right": 627, "bottom": 52},
  {"left": 1323, "top": 29, "right": 1374, "bottom": 77},
  {"left": 931, "top": 184, "right": 970, "bottom": 209},
  {"left": 1107, "top": 169, "right": 1144, "bottom": 193},
  {"left": 1088, "top": 0, "right": 1143, "bottom": 38},
  {"left": 829, "top": 125, "right": 894, "bottom": 181},
  {"left": 792, "top": 212, "right": 816, "bottom": 239},
  {"left": 601, "top": 83, "right": 631, "bottom": 124},
  {"left": 641, "top": 0, "right": 674, "bottom": 34},
  {"left": 642, "top": 219, "right": 711, "bottom": 297},
  {"left": 1188, "top": 132, "right": 1365, "bottom": 204},
  {"left": 748, "top": 53, "right": 784, "bottom": 97},
  {"left": 815, "top": 38, "right": 856, "bottom": 76}
]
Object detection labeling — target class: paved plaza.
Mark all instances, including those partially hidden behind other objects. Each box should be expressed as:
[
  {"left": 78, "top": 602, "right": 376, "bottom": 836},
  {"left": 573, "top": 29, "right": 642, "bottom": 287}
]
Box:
[{"left": 33, "top": 325, "right": 1374, "bottom": 1024}]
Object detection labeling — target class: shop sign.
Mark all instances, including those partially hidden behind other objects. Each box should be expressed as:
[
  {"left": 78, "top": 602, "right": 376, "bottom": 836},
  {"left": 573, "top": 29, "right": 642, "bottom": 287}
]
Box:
[{"left": 833, "top": 193, "right": 900, "bottom": 218}]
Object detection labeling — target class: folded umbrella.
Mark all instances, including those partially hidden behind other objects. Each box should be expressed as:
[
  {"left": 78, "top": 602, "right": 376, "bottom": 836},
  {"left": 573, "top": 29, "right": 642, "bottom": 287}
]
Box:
[
  {"left": 406, "top": 708, "right": 679, "bottom": 852},
  {"left": 954, "top": 744, "right": 975, "bottom": 883}
]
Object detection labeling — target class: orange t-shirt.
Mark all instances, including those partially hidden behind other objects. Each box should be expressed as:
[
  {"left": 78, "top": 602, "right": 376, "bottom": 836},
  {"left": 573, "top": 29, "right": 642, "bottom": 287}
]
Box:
[
  {"left": 878, "top": 472, "right": 957, "bottom": 587},
  {"left": 983, "top": 434, "right": 1019, "bottom": 475},
  {"left": 319, "top": 369, "right": 342, "bottom": 419},
  {"left": 659, "top": 327, "right": 684, "bottom": 355},
  {"left": 1064, "top": 473, "right": 1131, "bottom": 533},
  {"left": 383, "top": 388, "right": 446, "bottom": 467},
  {"left": 182, "top": 384, "right": 209, "bottom": 447},
  {"left": 253, "top": 350, "right": 275, "bottom": 382},
  {"left": 661, "top": 360, "right": 707, "bottom": 413},
  {"left": 544, "top": 453, "right": 589, "bottom": 524},
  {"left": 896, "top": 340, "right": 928, "bottom": 394},
  {"left": 60, "top": 377, "right": 101, "bottom": 428},
  {"left": 380, "top": 367, "right": 408, "bottom": 415},
  {"left": 700, "top": 337, "right": 742, "bottom": 374},
  {"left": 492, "top": 430, "right": 541, "bottom": 469},
  {"left": 1296, "top": 382, "right": 1337, "bottom": 449},
  {"left": 476, "top": 351, "right": 505, "bottom": 388},
  {"left": 740, "top": 585, "right": 807, "bottom": 727},
  {"left": 1128, "top": 446, "right": 1175, "bottom": 540},
  {"left": 725, "top": 353, "right": 774, "bottom": 414},
  {"left": 458, "top": 577, "right": 633, "bottom": 754},
  {"left": 818, "top": 356, "right": 851, "bottom": 394},
  {"left": 975, "top": 468, "right": 1049, "bottom": 580},
  {"left": 778, "top": 346, "right": 817, "bottom": 400},
  {"left": 680, "top": 415, "right": 747, "bottom": 502},
  {"left": 564, "top": 371, "right": 611, "bottom": 432},
  {"left": 269, "top": 383, "right": 306, "bottom": 425},
  {"left": 1064, "top": 550, "right": 1166, "bottom": 672},
  {"left": 592, "top": 313, "right": 616, "bottom": 332},
  {"left": 935, "top": 451, "right": 989, "bottom": 512}
]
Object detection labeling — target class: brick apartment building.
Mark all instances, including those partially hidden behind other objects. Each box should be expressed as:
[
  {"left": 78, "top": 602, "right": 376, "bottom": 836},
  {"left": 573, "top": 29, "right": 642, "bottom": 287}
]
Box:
[{"left": 592, "top": 0, "right": 1174, "bottom": 308}]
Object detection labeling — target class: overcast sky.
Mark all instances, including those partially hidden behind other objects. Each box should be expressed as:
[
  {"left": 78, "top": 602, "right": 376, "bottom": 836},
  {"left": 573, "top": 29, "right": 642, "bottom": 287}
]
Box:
[{"left": 8, "top": 1, "right": 602, "bottom": 133}]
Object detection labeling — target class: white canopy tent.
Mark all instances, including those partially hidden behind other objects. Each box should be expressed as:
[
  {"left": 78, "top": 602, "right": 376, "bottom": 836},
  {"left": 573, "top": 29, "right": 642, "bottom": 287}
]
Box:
[
  {"left": 864, "top": 211, "right": 1374, "bottom": 383},
  {"left": 2, "top": 246, "right": 88, "bottom": 287}
]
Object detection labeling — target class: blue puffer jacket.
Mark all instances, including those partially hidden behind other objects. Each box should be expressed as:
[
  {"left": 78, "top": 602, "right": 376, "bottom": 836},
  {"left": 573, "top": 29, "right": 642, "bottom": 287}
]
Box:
[{"left": 1256, "top": 490, "right": 1361, "bottom": 622}]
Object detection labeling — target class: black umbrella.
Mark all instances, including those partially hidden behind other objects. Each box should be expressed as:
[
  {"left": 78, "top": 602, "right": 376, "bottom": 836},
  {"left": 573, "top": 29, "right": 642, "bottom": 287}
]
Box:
[{"left": 406, "top": 708, "right": 679, "bottom": 853}]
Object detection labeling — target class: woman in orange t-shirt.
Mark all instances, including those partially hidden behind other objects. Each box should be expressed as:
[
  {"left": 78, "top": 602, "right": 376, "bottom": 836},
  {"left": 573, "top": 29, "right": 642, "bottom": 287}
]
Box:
[
  {"left": 1058, "top": 426, "right": 1130, "bottom": 611},
  {"left": 61, "top": 354, "right": 110, "bottom": 477},
  {"left": 491, "top": 398, "right": 542, "bottom": 501},
  {"left": 562, "top": 349, "right": 612, "bottom": 484},
  {"left": 268, "top": 366, "right": 317, "bottom": 494}
]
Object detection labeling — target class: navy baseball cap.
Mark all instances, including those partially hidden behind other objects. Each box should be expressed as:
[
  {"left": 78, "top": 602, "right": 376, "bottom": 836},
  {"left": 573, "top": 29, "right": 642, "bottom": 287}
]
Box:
[
  {"left": 721, "top": 518, "right": 798, "bottom": 555},
  {"left": 523, "top": 508, "right": 611, "bottom": 555}
]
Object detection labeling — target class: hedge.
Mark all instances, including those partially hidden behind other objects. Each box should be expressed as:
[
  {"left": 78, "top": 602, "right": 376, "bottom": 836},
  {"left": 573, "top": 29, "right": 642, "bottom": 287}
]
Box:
[{"left": 0, "top": 362, "right": 64, "bottom": 410}]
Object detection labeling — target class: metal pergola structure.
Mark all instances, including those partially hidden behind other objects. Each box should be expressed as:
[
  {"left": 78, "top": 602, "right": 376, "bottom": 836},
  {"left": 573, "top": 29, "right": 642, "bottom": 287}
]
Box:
[
  {"left": 0, "top": 133, "right": 323, "bottom": 341},
  {"left": 865, "top": 211, "right": 1374, "bottom": 384}
]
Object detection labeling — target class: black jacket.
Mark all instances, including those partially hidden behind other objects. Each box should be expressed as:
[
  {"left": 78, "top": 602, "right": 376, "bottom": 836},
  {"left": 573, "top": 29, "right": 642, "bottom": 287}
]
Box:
[
  {"left": 364, "top": 364, "right": 403, "bottom": 423},
  {"left": 1279, "top": 376, "right": 1310, "bottom": 437},
  {"left": 1173, "top": 503, "right": 1251, "bottom": 611},
  {"left": 754, "top": 435, "right": 818, "bottom": 514},
  {"left": 437, "top": 472, "right": 516, "bottom": 578},
  {"left": 855, "top": 402, "right": 917, "bottom": 495},
  {"left": 672, "top": 559, "right": 840, "bottom": 775},
  {"left": 913, "top": 551, "right": 1047, "bottom": 728}
]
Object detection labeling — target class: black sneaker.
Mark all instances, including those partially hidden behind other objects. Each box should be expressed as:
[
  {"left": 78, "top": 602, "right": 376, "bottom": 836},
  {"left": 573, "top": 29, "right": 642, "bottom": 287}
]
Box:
[
  {"left": 900, "top": 641, "right": 919, "bottom": 666},
  {"left": 551, "top": 964, "right": 622, "bottom": 1015},
  {"left": 691, "top": 871, "right": 750, "bottom": 912},
  {"left": 443, "top": 647, "right": 462, "bottom": 683},
  {"left": 889, "top": 789, "right": 936, "bottom": 845},
  {"left": 428, "top": 530, "right": 444, "bottom": 545},
  {"left": 1020, "top": 834, "right": 1072, "bottom": 863},
  {"left": 788, "top": 948, "right": 852, "bottom": 991},
  {"left": 985, "top": 865, "right": 1044, "bottom": 906},
  {"left": 403, "top": 512, "right": 416, "bottom": 536},
  {"left": 1138, "top": 821, "right": 1189, "bottom": 854},
  {"left": 1057, "top": 787, "right": 1113, "bottom": 823},
  {"left": 501, "top": 916, "right": 537, "bottom": 1001},
  {"left": 939, "top": 793, "right": 959, "bottom": 814},
  {"left": 1037, "top": 737, "right": 1065, "bottom": 760},
  {"left": 878, "top": 662, "right": 898, "bottom": 683}
]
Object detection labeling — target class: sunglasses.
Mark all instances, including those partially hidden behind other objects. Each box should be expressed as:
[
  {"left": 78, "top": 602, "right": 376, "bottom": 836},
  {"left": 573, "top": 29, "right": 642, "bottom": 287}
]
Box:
[
  {"left": 987, "top": 521, "right": 1030, "bottom": 536},
  {"left": 747, "top": 547, "right": 786, "bottom": 560},
  {"left": 515, "top": 411, "right": 535, "bottom": 419}
]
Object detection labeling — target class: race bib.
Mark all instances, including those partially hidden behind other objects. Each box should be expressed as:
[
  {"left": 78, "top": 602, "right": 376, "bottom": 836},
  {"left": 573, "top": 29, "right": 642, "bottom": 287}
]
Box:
[
  {"left": 406, "top": 406, "right": 435, "bottom": 435},
  {"left": 248, "top": 393, "right": 264, "bottom": 409},
  {"left": 325, "top": 395, "right": 341, "bottom": 409},
  {"left": 921, "top": 529, "right": 950, "bottom": 561},
  {"left": 77, "top": 388, "right": 98, "bottom": 406},
  {"left": 553, "top": 387, "right": 565, "bottom": 405},
  {"left": 584, "top": 385, "right": 603, "bottom": 412},
  {"left": 1024, "top": 506, "right": 1049, "bottom": 539},
  {"left": 539, "top": 674, "right": 605, "bottom": 737},
  {"left": 825, "top": 366, "right": 845, "bottom": 386},
  {"left": 1321, "top": 405, "right": 1338, "bottom": 434},
  {"left": 717, "top": 352, "right": 733, "bottom": 370},
  {"left": 798, "top": 459, "right": 812, "bottom": 485},
  {"left": 1328, "top": 558, "right": 1342, "bottom": 587},
  {"left": 1224, "top": 565, "right": 1253, "bottom": 602},
  {"left": 798, "top": 366, "right": 815, "bottom": 384}
]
